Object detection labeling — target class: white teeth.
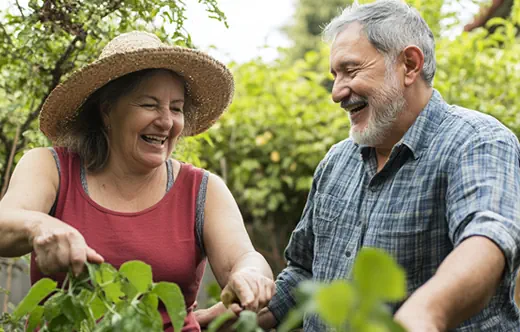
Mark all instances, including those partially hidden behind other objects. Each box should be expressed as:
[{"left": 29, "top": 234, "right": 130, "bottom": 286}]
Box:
[
  {"left": 144, "top": 135, "right": 167, "bottom": 141},
  {"left": 142, "top": 135, "right": 167, "bottom": 144}
]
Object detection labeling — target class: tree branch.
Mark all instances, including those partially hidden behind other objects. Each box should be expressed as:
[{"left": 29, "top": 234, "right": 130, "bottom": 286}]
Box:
[
  {"left": 20, "top": 34, "right": 83, "bottom": 137},
  {"left": 15, "top": 0, "right": 25, "bottom": 19},
  {"left": 0, "top": 128, "right": 8, "bottom": 149},
  {"left": 17, "top": 0, "right": 125, "bottom": 148},
  {"left": 0, "top": 22, "right": 13, "bottom": 46}
]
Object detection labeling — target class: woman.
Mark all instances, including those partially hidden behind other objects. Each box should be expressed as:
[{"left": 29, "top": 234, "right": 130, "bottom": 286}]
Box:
[{"left": 0, "top": 31, "right": 274, "bottom": 331}]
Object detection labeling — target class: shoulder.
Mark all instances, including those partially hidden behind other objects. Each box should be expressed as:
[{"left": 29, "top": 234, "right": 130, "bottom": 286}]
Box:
[
  {"left": 9, "top": 147, "right": 59, "bottom": 195},
  {"left": 436, "top": 105, "right": 520, "bottom": 169},
  {"left": 17, "top": 147, "right": 58, "bottom": 170},
  {"left": 443, "top": 105, "right": 518, "bottom": 145}
]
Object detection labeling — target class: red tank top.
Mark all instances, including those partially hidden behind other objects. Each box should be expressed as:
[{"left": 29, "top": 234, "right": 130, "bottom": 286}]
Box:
[{"left": 30, "top": 147, "right": 206, "bottom": 331}]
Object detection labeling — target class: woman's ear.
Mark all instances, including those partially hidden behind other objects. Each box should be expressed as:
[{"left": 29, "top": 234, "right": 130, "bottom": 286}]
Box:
[{"left": 100, "top": 102, "right": 111, "bottom": 129}]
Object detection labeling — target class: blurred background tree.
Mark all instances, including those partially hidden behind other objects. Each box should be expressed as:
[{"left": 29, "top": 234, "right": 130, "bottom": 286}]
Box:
[
  {"left": 196, "top": 0, "right": 520, "bottom": 275},
  {"left": 1, "top": 0, "right": 520, "bottom": 308}
]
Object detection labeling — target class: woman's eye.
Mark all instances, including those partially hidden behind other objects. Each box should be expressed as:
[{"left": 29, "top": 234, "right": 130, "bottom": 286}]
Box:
[
  {"left": 170, "top": 107, "right": 183, "bottom": 113},
  {"left": 141, "top": 104, "right": 157, "bottom": 109}
]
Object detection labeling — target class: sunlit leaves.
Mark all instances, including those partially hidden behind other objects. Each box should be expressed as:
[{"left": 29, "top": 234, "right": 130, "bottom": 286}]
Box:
[
  {"left": 353, "top": 248, "right": 406, "bottom": 302},
  {"left": 2, "top": 261, "right": 186, "bottom": 331},
  {"left": 11, "top": 278, "right": 57, "bottom": 320}
]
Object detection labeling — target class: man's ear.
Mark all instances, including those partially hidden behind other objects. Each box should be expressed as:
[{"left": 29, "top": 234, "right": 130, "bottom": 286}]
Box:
[{"left": 401, "top": 45, "right": 425, "bottom": 87}]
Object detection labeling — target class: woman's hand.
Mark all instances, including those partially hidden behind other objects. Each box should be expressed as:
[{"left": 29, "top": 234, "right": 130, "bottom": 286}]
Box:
[
  {"left": 29, "top": 215, "right": 104, "bottom": 276},
  {"left": 220, "top": 267, "right": 275, "bottom": 312}
]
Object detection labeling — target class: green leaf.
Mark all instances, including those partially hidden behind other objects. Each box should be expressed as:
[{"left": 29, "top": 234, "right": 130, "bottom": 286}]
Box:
[
  {"left": 94, "top": 263, "right": 118, "bottom": 286},
  {"left": 103, "top": 282, "right": 125, "bottom": 303},
  {"left": 121, "top": 279, "right": 139, "bottom": 299},
  {"left": 358, "top": 321, "right": 389, "bottom": 332},
  {"left": 142, "top": 293, "right": 159, "bottom": 310},
  {"left": 90, "top": 294, "right": 107, "bottom": 320},
  {"left": 76, "top": 289, "right": 107, "bottom": 320},
  {"left": 353, "top": 248, "right": 406, "bottom": 302},
  {"left": 275, "top": 308, "right": 304, "bottom": 332},
  {"left": 315, "top": 281, "right": 356, "bottom": 328},
  {"left": 27, "top": 305, "right": 44, "bottom": 332},
  {"left": 119, "top": 261, "right": 153, "bottom": 294},
  {"left": 232, "top": 311, "right": 259, "bottom": 332},
  {"left": 48, "top": 314, "right": 75, "bottom": 332},
  {"left": 12, "top": 278, "right": 57, "bottom": 320},
  {"left": 43, "top": 292, "right": 67, "bottom": 322},
  {"left": 206, "top": 312, "right": 235, "bottom": 332},
  {"left": 152, "top": 282, "right": 186, "bottom": 332},
  {"left": 62, "top": 296, "right": 88, "bottom": 330}
]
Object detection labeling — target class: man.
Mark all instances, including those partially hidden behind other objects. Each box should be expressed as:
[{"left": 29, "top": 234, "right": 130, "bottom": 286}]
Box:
[{"left": 256, "top": 0, "right": 520, "bottom": 331}]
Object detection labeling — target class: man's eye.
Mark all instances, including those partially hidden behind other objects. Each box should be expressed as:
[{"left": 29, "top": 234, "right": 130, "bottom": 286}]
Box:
[
  {"left": 170, "top": 107, "right": 183, "bottom": 113},
  {"left": 142, "top": 104, "right": 157, "bottom": 108}
]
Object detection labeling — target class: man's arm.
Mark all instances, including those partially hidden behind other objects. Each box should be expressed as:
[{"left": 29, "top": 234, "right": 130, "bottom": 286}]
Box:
[
  {"left": 259, "top": 145, "right": 339, "bottom": 329},
  {"left": 395, "top": 236, "right": 505, "bottom": 330},
  {"left": 396, "top": 131, "right": 520, "bottom": 330}
]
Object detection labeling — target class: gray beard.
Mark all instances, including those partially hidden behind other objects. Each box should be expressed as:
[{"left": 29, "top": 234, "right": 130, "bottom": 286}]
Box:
[{"left": 349, "top": 73, "right": 407, "bottom": 146}]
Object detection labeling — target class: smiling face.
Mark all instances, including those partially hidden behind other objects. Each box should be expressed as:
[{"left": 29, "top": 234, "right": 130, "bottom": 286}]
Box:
[
  {"left": 104, "top": 70, "right": 185, "bottom": 171},
  {"left": 330, "top": 22, "right": 407, "bottom": 146}
]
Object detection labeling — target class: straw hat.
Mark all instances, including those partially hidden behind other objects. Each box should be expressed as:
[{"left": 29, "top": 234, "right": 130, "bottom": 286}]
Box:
[{"left": 39, "top": 31, "right": 234, "bottom": 141}]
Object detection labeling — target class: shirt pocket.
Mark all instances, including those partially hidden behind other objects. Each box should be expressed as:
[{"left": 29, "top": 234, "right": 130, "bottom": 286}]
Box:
[
  {"left": 312, "top": 193, "right": 361, "bottom": 280},
  {"left": 364, "top": 215, "right": 434, "bottom": 292}
]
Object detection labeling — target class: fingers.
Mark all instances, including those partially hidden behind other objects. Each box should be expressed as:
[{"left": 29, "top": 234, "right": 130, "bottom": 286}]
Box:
[
  {"left": 226, "top": 275, "right": 257, "bottom": 311},
  {"left": 225, "top": 271, "right": 275, "bottom": 313},
  {"left": 68, "top": 233, "right": 89, "bottom": 277},
  {"left": 32, "top": 221, "right": 101, "bottom": 276},
  {"left": 86, "top": 247, "right": 104, "bottom": 264},
  {"left": 221, "top": 284, "right": 239, "bottom": 308},
  {"left": 228, "top": 303, "right": 243, "bottom": 316}
]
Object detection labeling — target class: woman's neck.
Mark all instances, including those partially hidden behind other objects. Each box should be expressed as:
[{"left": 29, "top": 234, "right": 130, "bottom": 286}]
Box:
[{"left": 89, "top": 156, "right": 166, "bottom": 204}]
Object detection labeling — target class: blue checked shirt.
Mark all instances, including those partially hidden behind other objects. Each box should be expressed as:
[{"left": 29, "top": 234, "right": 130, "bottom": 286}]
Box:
[{"left": 268, "top": 90, "right": 520, "bottom": 331}]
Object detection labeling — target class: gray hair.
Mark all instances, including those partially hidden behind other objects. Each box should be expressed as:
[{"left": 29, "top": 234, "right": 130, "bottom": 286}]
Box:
[{"left": 323, "top": 0, "right": 436, "bottom": 86}]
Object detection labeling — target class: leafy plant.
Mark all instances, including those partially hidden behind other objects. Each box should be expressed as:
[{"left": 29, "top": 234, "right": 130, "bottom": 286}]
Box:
[
  {"left": 277, "top": 248, "right": 407, "bottom": 332},
  {"left": 204, "top": 248, "right": 407, "bottom": 332},
  {"left": 0, "top": 261, "right": 186, "bottom": 332}
]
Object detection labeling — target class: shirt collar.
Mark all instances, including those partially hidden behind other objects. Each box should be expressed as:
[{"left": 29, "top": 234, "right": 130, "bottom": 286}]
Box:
[
  {"left": 399, "top": 89, "right": 448, "bottom": 159},
  {"left": 359, "top": 89, "right": 448, "bottom": 160}
]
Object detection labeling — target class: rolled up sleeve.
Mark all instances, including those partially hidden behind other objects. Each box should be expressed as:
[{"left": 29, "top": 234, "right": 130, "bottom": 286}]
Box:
[{"left": 447, "top": 131, "right": 520, "bottom": 275}]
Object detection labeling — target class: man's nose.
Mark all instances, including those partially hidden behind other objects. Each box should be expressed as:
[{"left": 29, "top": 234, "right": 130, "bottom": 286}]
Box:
[{"left": 331, "top": 79, "right": 351, "bottom": 104}]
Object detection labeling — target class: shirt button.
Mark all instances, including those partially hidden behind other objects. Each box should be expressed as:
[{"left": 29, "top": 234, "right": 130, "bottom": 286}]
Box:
[
  {"left": 345, "top": 251, "right": 352, "bottom": 257},
  {"left": 370, "top": 186, "right": 378, "bottom": 192}
]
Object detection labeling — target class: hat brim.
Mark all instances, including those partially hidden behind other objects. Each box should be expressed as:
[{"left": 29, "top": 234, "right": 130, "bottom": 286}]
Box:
[{"left": 39, "top": 46, "right": 234, "bottom": 141}]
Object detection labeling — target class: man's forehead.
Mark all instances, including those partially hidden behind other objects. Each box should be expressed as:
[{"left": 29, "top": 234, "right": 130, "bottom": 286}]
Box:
[{"left": 332, "top": 22, "right": 368, "bottom": 50}]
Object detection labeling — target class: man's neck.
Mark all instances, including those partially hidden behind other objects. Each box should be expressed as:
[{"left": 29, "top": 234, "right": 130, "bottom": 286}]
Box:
[{"left": 374, "top": 85, "right": 434, "bottom": 170}]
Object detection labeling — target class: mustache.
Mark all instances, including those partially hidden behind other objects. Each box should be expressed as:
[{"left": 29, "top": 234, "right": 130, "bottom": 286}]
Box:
[{"left": 340, "top": 96, "right": 368, "bottom": 110}]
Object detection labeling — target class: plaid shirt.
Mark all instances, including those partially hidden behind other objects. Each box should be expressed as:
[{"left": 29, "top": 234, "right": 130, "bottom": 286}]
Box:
[{"left": 268, "top": 90, "right": 520, "bottom": 331}]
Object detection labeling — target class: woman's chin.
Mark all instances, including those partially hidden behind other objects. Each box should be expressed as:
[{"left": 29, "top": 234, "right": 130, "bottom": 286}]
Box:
[{"left": 137, "top": 153, "right": 168, "bottom": 169}]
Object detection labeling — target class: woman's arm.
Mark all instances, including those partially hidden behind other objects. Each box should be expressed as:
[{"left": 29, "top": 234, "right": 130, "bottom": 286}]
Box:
[
  {"left": 0, "top": 148, "right": 59, "bottom": 256},
  {"left": 0, "top": 148, "right": 103, "bottom": 275},
  {"left": 203, "top": 173, "right": 274, "bottom": 312}
]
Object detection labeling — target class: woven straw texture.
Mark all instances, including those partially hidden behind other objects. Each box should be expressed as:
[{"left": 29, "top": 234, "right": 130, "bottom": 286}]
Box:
[{"left": 39, "top": 31, "right": 234, "bottom": 141}]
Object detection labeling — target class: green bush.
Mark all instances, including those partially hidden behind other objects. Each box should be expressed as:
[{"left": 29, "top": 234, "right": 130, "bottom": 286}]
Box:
[
  {"left": 193, "top": 48, "right": 347, "bottom": 273},
  {"left": 1, "top": 248, "right": 407, "bottom": 331}
]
